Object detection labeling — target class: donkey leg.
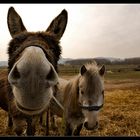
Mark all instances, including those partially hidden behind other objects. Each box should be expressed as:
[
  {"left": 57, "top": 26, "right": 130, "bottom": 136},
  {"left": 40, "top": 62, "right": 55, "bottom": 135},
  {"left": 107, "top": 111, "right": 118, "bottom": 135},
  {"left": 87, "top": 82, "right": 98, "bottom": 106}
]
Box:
[
  {"left": 12, "top": 117, "right": 26, "bottom": 136},
  {"left": 5, "top": 114, "right": 13, "bottom": 135},
  {"left": 64, "top": 122, "right": 72, "bottom": 136},
  {"left": 50, "top": 112, "right": 58, "bottom": 131},
  {"left": 45, "top": 110, "right": 49, "bottom": 135},
  {"left": 26, "top": 115, "right": 40, "bottom": 136},
  {"left": 73, "top": 123, "right": 83, "bottom": 136},
  {"left": 26, "top": 117, "right": 36, "bottom": 136},
  {"left": 39, "top": 115, "right": 43, "bottom": 126},
  {"left": 8, "top": 114, "right": 13, "bottom": 128}
]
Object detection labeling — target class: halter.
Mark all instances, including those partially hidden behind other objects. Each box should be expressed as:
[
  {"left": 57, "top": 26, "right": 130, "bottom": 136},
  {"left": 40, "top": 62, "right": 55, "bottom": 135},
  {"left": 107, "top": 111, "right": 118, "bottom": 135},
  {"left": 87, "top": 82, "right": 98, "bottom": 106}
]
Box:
[
  {"left": 78, "top": 89, "right": 104, "bottom": 111},
  {"left": 8, "top": 40, "right": 54, "bottom": 71},
  {"left": 77, "top": 77, "right": 104, "bottom": 112},
  {"left": 20, "top": 41, "right": 49, "bottom": 56},
  {"left": 80, "top": 104, "right": 103, "bottom": 111}
]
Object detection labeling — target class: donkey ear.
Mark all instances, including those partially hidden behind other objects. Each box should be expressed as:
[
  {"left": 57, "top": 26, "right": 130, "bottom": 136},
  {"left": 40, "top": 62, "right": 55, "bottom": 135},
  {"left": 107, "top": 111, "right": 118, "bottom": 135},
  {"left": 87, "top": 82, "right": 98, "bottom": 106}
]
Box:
[
  {"left": 99, "top": 65, "right": 105, "bottom": 76},
  {"left": 7, "top": 7, "right": 27, "bottom": 38},
  {"left": 80, "top": 65, "right": 87, "bottom": 75},
  {"left": 46, "top": 9, "right": 68, "bottom": 40}
]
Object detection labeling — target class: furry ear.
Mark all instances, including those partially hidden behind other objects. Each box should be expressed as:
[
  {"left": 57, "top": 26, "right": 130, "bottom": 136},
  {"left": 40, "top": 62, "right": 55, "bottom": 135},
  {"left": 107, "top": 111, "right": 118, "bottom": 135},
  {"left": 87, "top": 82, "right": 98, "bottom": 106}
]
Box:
[
  {"left": 99, "top": 65, "right": 105, "bottom": 76},
  {"left": 80, "top": 65, "right": 87, "bottom": 75},
  {"left": 46, "top": 9, "right": 68, "bottom": 40},
  {"left": 7, "top": 7, "right": 27, "bottom": 38}
]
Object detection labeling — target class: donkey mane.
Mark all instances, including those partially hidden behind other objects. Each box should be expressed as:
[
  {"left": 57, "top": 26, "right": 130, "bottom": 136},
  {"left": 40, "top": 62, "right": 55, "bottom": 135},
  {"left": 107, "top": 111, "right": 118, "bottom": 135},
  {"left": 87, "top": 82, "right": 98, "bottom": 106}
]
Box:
[{"left": 7, "top": 31, "right": 61, "bottom": 72}]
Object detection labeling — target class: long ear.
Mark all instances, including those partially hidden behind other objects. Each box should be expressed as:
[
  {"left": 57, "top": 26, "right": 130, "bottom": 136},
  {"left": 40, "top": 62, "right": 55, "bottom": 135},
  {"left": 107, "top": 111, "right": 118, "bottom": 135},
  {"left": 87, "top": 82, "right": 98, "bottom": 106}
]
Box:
[
  {"left": 46, "top": 9, "right": 68, "bottom": 40},
  {"left": 7, "top": 7, "right": 27, "bottom": 38},
  {"left": 80, "top": 65, "right": 87, "bottom": 75},
  {"left": 99, "top": 65, "right": 105, "bottom": 76}
]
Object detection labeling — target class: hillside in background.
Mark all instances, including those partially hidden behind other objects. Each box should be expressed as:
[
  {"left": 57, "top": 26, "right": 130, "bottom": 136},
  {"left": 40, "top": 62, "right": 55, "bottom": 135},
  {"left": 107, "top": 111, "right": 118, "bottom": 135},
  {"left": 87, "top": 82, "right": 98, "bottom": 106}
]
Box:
[
  {"left": 0, "top": 57, "right": 140, "bottom": 67},
  {"left": 59, "top": 57, "right": 140, "bottom": 65},
  {"left": 0, "top": 61, "right": 8, "bottom": 67}
]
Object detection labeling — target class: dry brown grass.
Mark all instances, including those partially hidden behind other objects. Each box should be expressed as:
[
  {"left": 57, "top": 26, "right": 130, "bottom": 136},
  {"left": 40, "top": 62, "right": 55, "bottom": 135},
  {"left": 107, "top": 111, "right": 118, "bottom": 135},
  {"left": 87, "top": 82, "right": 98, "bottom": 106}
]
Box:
[
  {"left": 87, "top": 89, "right": 140, "bottom": 136},
  {"left": 46, "top": 88, "right": 140, "bottom": 136},
  {"left": 0, "top": 69, "right": 139, "bottom": 136}
]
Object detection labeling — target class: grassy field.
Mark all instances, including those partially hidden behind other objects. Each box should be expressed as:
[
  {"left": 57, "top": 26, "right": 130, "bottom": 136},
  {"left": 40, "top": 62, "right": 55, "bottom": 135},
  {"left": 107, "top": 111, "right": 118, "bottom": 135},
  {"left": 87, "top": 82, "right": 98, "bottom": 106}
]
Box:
[
  {"left": 58, "top": 64, "right": 140, "bottom": 78},
  {"left": 0, "top": 65, "right": 140, "bottom": 136}
]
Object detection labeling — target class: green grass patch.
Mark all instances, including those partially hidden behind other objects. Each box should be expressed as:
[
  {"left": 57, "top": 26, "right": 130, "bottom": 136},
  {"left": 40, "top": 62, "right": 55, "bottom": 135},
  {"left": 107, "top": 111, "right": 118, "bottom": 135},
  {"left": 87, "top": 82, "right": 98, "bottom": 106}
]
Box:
[{"left": 105, "top": 71, "right": 140, "bottom": 80}]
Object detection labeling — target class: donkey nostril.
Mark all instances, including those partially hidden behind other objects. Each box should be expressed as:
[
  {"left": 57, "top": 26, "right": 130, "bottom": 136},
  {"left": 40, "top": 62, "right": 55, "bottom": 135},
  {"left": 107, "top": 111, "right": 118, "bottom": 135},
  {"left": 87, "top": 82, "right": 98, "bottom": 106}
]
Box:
[
  {"left": 46, "top": 67, "right": 53, "bottom": 80},
  {"left": 12, "top": 66, "right": 20, "bottom": 79},
  {"left": 84, "top": 121, "right": 88, "bottom": 128},
  {"left": 96, "top": 121, "right": 98, "bottom": 126},
  {"left": 8, "top": 66, "right": 20, "bottom": 84},
  {"left": 84, "top": 121, "right": 98, "bottom": 130},
  {"left": 95, "top": 121, "right": 99, "bottom": 129}
]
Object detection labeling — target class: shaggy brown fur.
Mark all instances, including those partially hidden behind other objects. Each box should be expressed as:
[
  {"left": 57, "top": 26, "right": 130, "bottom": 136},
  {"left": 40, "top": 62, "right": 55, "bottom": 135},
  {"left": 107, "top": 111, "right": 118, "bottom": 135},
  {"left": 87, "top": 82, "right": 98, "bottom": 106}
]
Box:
[{"left": 8, "top": 32, "right": 61, "bottom": 72}]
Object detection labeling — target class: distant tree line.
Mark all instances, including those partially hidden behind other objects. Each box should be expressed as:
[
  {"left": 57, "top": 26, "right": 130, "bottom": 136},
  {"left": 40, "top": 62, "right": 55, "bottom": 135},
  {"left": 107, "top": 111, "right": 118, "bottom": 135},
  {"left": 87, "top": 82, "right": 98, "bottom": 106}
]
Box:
[{"left": 65, "top": 57, "right": 140, "bottom": 65}]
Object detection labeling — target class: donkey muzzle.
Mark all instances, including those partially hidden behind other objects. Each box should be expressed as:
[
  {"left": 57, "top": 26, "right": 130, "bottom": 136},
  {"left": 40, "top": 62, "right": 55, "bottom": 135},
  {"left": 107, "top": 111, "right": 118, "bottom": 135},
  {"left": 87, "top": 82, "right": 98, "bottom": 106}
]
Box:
[{"left": 84, "top": 121, "right": 98, "bottom": 130}]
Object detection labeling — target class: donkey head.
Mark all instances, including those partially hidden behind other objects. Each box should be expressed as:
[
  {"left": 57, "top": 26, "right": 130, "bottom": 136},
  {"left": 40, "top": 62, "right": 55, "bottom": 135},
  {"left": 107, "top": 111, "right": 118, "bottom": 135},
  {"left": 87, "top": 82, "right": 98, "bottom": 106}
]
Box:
[
  {"left": 78, "top": 63, "right": 105, "bottom": 130},
  {"left": 7, "top": 7, "right": 68, "bottom": 115}
]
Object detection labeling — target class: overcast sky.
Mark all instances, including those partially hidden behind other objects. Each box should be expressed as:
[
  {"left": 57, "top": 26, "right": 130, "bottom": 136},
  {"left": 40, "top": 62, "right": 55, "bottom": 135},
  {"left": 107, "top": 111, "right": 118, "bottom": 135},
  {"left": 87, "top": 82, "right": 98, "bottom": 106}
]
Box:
[{"left": 0, "top": 4, "right": 140, "bottom": 61}]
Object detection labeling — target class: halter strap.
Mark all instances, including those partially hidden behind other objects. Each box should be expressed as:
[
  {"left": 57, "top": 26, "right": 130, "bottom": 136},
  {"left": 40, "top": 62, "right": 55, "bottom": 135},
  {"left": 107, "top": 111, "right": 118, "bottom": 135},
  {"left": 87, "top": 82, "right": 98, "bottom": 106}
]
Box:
[
  {"left": 77, "top": 76, "right": 104, "bottom": 112},
  {"left": 8, "top": 41, "right": 51, "bottom": 71},
  {"left": 80, "top": 104, "right": 103, "bottom": 111},
  {"left": 20, "top": 40, "right": 49, "bottom": 54}
]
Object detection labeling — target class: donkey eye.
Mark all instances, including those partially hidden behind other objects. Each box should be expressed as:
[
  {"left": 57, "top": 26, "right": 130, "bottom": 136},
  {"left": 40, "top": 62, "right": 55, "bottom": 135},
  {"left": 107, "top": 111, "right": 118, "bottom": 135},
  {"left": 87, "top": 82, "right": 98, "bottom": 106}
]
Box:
[
  {"left": 12, "top": 66, "right": 20, "bottom": 79},
  {"left": 102, "top": 90, "right": 104, "bottom": 98},
  {"left": 81, "top": 91, "right": 84, "bottom": 95},
  {"left": 46, "top": 67, "right": 53, "bottom": 80}
]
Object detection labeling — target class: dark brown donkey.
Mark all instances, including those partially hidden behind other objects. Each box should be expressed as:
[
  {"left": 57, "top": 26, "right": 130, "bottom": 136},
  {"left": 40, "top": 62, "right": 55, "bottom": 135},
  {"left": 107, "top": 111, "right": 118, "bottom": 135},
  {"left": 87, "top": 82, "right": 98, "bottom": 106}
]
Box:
[
  {"left": 0, "top": 70, "right": 13, "bottom": 128},
  {"left": 4, "top": 6, "right": 68, "bottom": 136}
]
